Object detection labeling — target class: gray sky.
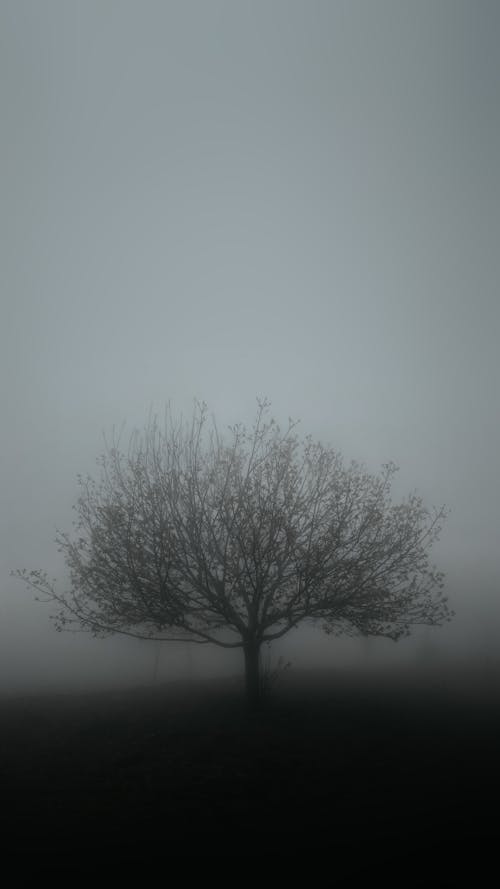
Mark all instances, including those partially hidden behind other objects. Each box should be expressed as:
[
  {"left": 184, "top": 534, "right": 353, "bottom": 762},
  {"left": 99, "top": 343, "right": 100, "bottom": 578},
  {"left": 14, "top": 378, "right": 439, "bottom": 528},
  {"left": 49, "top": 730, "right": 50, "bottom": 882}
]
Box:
[{"left": 1, "top": 1, "right": 499, "bottom": 691}]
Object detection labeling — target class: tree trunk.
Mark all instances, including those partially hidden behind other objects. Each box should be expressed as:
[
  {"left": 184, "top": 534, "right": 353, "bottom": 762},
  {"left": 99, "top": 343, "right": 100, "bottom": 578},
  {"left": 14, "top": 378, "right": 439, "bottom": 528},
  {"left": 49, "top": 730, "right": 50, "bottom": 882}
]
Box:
[{"left": 243, "top": 640, "right": 261, "bottom": 708}]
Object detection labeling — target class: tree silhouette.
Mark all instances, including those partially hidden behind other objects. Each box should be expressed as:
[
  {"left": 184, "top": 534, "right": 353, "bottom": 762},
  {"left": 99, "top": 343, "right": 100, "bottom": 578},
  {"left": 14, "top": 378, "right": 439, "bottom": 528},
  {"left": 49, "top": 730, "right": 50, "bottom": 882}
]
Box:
[{"left": 15, "top": 399, "right": 451, "bottom": 705}]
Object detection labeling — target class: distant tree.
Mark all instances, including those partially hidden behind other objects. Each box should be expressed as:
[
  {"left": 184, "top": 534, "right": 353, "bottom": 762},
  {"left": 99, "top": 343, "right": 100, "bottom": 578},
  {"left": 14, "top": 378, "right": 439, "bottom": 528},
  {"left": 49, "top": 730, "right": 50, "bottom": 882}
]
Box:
[{"left": 14, "top": 399, "right": 451, "bottom": 705}]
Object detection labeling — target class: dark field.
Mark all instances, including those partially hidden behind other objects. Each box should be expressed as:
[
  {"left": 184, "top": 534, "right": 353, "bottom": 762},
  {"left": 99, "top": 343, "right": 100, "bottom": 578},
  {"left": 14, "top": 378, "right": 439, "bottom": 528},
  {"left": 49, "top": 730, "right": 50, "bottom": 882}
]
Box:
[{"left": 2, "top": 666, "right": 499, "bottom": 873}]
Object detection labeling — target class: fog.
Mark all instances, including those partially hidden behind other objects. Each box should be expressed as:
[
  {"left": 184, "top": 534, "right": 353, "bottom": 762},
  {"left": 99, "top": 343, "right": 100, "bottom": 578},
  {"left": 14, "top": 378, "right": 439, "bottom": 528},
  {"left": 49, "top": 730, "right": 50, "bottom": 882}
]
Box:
[{"left": 1, "top": 1, "right": 499, "bottom": 697}]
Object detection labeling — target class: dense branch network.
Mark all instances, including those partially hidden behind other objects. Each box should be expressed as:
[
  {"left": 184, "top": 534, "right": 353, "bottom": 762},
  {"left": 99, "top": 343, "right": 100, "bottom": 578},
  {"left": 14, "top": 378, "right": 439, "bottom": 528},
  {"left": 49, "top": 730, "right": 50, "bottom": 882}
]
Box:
[{"left": 15, "top": 399, "right": 451, "bottom": 652}]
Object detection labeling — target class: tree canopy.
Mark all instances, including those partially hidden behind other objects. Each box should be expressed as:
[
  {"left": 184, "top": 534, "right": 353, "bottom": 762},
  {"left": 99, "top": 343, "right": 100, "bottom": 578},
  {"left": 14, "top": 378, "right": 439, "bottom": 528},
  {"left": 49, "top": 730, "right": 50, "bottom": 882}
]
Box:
[{"left": 15, "top": 399, "right": 451, "bottom": 702}]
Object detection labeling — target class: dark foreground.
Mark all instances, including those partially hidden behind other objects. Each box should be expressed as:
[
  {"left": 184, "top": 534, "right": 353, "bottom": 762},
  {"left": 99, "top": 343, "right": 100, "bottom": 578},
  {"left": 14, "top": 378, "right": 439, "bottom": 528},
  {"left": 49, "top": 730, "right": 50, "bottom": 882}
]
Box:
[{"left": 2, "top": 666, "right": 499, "bottom": 874}]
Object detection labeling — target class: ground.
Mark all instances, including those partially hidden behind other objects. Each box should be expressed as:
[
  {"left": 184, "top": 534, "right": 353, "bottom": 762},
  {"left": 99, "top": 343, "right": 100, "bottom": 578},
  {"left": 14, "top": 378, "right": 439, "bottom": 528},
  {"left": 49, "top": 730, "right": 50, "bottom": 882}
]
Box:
[{"left": 2, "top": 664, "right": 499, "bottom": 874}]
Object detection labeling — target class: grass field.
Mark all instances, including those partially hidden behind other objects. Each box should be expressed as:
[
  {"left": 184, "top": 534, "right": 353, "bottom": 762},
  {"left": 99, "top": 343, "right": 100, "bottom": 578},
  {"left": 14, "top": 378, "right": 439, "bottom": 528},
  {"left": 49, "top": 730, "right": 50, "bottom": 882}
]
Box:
[{"left": 2, "top": 665, "right": 499, "bottom": 873}]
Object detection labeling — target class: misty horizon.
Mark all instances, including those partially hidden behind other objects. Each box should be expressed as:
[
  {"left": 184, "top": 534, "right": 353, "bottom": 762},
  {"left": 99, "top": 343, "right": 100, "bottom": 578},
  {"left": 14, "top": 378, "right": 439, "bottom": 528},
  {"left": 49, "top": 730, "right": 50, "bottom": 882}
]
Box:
[{"left": 2, "top": 1, "right": 499, "bottom": 696}]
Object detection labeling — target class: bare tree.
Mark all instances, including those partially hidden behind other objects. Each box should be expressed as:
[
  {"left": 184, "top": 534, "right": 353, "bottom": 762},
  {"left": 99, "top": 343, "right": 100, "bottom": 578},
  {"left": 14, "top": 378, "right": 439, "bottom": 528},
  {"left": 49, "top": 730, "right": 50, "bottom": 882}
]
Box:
[{"left": 15, "top": 399, "right": 451, "bottom": 705}]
